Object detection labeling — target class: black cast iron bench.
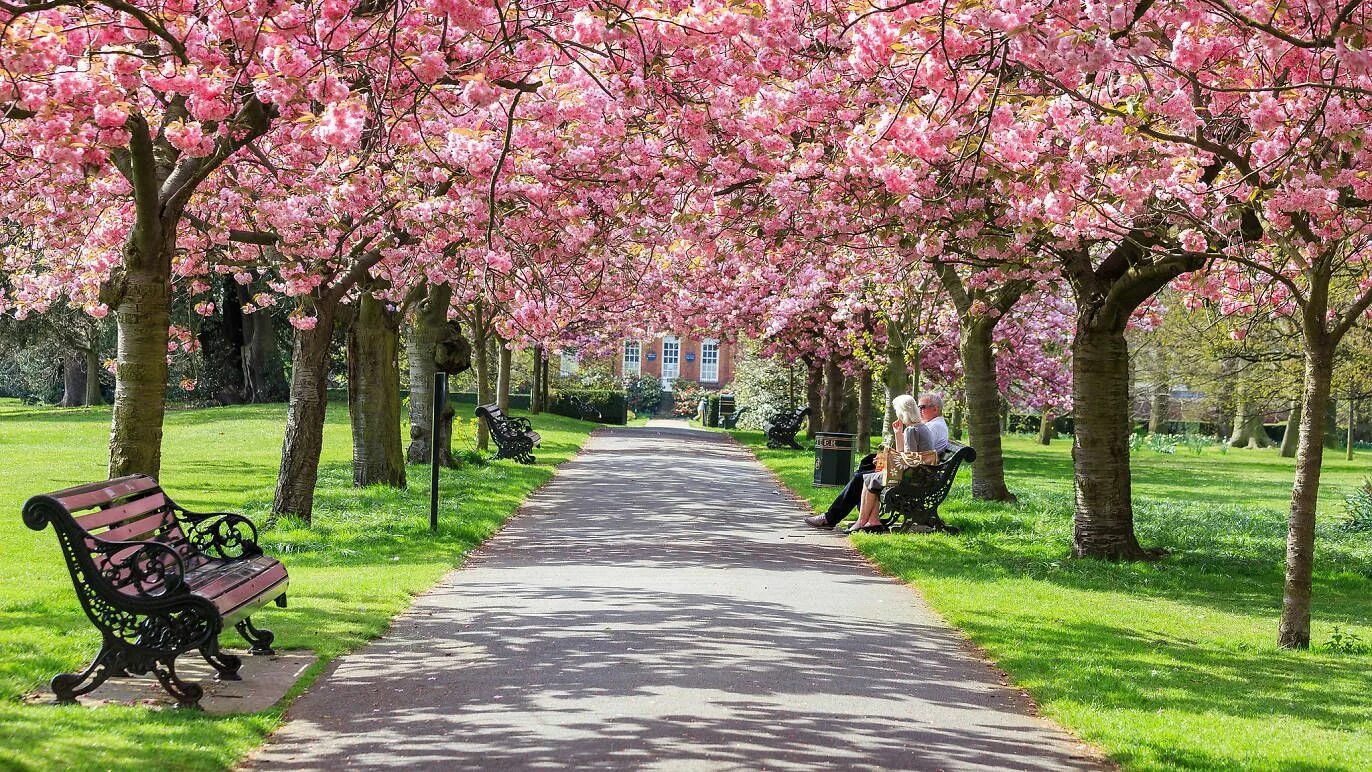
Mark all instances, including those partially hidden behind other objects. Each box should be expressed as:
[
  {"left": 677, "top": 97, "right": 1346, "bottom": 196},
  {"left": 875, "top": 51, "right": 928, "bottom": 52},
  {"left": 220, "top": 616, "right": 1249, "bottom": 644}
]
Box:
[
  {"left": 23, "top": 475, "right": 288, "bottom": 708},
  {"left": 720, "top": 406, "right": 748, "bottom": 429},
  {"left": 879, "top": 442, "right": 976, "bottom": 533},
  {"left": 568, "top": 395, "right": 602, "bottom": 422},
  {"left": 475, "top": 403, "right": 541, "bottom": 464},
  {"left": 764, "top": 407, "right": 810, "bottom": 449}
]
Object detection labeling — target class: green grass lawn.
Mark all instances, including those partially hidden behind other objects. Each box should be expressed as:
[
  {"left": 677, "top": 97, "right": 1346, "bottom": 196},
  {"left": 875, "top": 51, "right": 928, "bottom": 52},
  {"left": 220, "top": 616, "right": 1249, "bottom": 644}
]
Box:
[
  {"left": 737, "top": 430, "right": 1372, "bottom": 772},
  {"left": 0, "top": 399, "right": 597, "bottom": 771}
]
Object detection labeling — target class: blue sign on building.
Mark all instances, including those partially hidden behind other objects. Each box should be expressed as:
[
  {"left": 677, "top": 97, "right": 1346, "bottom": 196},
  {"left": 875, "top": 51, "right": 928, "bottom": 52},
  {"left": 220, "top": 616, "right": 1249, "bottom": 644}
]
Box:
[
  {"left": 647, "top": 352, "right": 657, "bottom": 361},
  {"left": 685, "top": 353, "right": 696, "bottom": 362}
]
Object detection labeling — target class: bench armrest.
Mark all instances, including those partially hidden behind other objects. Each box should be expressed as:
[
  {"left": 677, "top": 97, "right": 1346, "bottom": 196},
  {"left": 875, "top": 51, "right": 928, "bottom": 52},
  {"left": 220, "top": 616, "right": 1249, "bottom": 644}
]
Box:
[
  {"left": 179, "top": 510, "right": 263, "bottom": 560},
  {"left": 88, "top": 536, "right": 187, "bottom": 598},
  {"left": 510, "top": 416, "right": 534, "bottom": 433}
]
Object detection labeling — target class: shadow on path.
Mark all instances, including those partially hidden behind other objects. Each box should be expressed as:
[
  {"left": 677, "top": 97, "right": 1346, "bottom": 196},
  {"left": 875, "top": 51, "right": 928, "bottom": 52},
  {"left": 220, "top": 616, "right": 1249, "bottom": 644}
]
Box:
[{"left": 247, "top": 426, "right": 1106, "bottom": 771}]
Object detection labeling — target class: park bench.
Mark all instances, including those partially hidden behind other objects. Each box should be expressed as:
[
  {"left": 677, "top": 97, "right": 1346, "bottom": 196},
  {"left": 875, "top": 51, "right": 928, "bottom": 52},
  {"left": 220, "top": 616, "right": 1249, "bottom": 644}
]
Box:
[
  {"left": 764, "top": 407, "right": 810, "bottom": 449},
  {"left": 720, "top": 406, "right": 748, "bottom": 429},
  {"left": 475, "top": 403, "right": 541, "bottom": 464},
  {"left": 879, "top": 442, "right": 976, "bottom": 533},
  {"left": 22, "top": 475, "right": 288, "bottom": 708}
]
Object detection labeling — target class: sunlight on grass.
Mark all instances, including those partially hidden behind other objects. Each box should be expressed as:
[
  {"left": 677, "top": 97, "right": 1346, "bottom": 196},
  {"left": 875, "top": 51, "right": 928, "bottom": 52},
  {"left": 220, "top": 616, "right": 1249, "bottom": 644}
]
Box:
[
  {"left": 0, "top": 399, "right": 597, "bottom": 770},
  {"left": 737, "top": 430, "right": 1372, "bottom": 772}
]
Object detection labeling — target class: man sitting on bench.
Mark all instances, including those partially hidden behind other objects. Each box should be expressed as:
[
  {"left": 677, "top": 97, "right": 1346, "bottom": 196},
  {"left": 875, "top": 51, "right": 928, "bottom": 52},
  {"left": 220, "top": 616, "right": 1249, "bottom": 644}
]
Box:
[{"left": 804, "top": 393, "right": 950, "bottom": 530}]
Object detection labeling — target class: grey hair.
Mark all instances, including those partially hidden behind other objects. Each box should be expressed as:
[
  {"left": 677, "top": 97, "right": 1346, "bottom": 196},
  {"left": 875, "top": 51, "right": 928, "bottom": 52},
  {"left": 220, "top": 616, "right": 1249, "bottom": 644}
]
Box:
[
  {"left": 920, "top": 392, "right": 944, "bottom": 412},
  {"left": 892, "top": 394, "right": 921, "bottom": 424}
]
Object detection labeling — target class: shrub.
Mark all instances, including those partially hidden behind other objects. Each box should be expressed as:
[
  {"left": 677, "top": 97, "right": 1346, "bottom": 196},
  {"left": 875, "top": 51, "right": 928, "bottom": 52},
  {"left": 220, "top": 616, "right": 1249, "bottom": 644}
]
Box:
[
  {"left": 625, "top": 374, "right": 663, "bottom": 415},
  {"left": 669, "top": 381, "right": 714, "bottom": 418},
  {"left": 1339, "top": 479, "right": 1372, "bottom": 534},
  {"left": 549, "top": 388, "right": 628, "bottom": 425},
  {"left": 729, "top": 342, "right": 798, "bottom": 430}
]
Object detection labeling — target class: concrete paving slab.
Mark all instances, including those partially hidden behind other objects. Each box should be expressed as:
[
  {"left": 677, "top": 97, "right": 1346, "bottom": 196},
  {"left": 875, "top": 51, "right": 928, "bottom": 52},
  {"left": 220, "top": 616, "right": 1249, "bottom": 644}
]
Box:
[
  {"left": 26, "top": 650, "right": 315, "bottom": 714},
  {"left": 247, "top": 426, "right": 1108, "bottom": 770}
]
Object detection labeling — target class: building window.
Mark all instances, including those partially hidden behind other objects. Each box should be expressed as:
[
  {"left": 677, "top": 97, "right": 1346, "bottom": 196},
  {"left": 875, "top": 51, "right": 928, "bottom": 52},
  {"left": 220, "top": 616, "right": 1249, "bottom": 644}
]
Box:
[
  {"left": 700, "top": 339, "right": 720, "bottom": 382},
  {"left": 559, "top": 348, "right": 578, "bottom": 376},
  {"left": 661, "top": 336, "right": 680, "bottom": 390},
  {"left": 623, "top": 341, "right": 641, "bottom": 377}
]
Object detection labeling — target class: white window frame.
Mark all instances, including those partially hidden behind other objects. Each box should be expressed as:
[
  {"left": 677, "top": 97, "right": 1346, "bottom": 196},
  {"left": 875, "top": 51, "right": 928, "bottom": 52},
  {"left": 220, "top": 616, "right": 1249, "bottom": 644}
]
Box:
[
  {"left": 700, "top": 339, "right": 720, "bottom": 383},
  {"left": 622, "top": 341, "right": 641, "bottom": 377},
  {"left": 559, "top": 348, "right": 579, "bottom": 376},
  {"left": 660, "top": 336, "right": 680, "bottom": 390}
]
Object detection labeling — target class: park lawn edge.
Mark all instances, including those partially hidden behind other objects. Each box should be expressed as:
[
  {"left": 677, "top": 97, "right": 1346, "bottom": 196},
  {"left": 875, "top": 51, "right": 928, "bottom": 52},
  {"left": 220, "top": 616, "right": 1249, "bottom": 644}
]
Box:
[
  {"left": 728, "top": 427, "right": 1372, "bottom": 772},
  {"left": 0, "top": 401, "right": 600, "bottom": 772},
  {"left": 720, "top": 428, "right": 1116, "bottom": 767}
]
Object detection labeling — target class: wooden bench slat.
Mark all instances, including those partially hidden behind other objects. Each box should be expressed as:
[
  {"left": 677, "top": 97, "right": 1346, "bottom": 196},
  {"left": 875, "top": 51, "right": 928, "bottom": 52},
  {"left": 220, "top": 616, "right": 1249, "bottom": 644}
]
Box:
[
  {"left": 74, "top": 491, "right": 170, "bottom": 531},
  {"left": 53, "top": 476, "right": 161, "bottom": 511},
  {"left": 99, "top": 511, "right": 179, "bottom": 544}
]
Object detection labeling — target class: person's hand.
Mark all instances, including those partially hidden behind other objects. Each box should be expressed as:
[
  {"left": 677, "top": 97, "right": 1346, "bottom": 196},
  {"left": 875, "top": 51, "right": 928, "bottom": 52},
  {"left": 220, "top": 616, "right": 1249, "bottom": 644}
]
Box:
[{"left": 891, "top": 420, "right": 905, "bottom": 432}]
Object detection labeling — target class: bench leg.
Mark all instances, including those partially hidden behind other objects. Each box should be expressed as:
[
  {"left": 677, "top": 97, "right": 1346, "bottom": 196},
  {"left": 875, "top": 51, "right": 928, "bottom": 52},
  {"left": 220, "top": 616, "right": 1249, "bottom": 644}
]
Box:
[
  {"left": 201, "top": 639, "right": 243, "bottom": 681},
  {"left": 235, "top": 617, "right": 276, "bottom": 656},
  {"left": 51, "top": 640, "right": 122, "bottom": 703},
  {"left": 152, "top": 657, "right": 204, "bottom": 709}
]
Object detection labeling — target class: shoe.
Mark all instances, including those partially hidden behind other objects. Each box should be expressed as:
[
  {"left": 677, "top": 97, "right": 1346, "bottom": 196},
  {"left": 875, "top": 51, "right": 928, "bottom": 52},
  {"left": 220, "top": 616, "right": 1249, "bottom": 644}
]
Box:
[
  {"left": 804, "top": 515, "right": 835, "bottom": 530},
  {"left": 853, "top": 524, "right": 889, "bottom": 534}
]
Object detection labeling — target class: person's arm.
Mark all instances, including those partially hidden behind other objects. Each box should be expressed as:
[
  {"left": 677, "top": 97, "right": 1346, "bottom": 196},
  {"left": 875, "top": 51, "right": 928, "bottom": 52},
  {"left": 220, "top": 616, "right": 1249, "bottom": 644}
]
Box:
[{"left": 892, "top": 421, "right": 906, "bottom": 451}]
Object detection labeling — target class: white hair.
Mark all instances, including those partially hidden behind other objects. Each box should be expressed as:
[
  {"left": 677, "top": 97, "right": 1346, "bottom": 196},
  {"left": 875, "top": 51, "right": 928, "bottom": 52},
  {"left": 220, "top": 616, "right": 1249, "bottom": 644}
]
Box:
[
  {"left": 920, "top": 392, "right": 944, "bottom": 412},
  {"left": 892, "top": 394, "right": 921, "bottom": 424}
]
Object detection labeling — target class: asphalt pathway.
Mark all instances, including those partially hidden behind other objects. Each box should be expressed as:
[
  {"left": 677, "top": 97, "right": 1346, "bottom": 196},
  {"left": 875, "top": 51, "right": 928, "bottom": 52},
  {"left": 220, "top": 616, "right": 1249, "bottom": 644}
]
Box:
[{"left": 248, "top": 423, "right": 1105, "bottom": 771}]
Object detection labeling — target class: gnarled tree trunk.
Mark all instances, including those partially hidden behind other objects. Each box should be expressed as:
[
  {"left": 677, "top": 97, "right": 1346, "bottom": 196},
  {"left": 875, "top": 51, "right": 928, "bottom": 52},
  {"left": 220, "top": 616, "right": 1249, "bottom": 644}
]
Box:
[
  {"left": 1229, "top": 383, "right": 1273, "bottom": 448},
  {"left": 58, "top": 351, "right": 85, "bottom": 407},
  {"left": 348, "top": 293, "right": 405, "bottom": 488},
  {"left": 1071, "top": 324, "right": 1157, "bottom": 560},
  {"left": 109, "top": 268, "right": 172, "bottom": 477},
  {"left": 1039, "top": 412, "right": 1054, "bottom": 446},
  {"left": 1279, "top": 398, "right": 1301, "bottom": 458},
  {"left": 83, "top": 345, "right": 104, "bottom": 406},
  {"left": 883, "top": 329, "right": 909, "bottom": 439},
  {"left": 273, "top": 304, "right": 336, "bottom": 522},
  {"left": 530, "top": 345, "right": 544, "bottom": 414},
  {"left": 406, "top": 283, "right": 455, "bottom": 466},
  {"left": 1148, "top": 349, "right": 1169, "bottom": 434},
  {"left": 471, "top": 311, "right": 492, "bottom": 451}
]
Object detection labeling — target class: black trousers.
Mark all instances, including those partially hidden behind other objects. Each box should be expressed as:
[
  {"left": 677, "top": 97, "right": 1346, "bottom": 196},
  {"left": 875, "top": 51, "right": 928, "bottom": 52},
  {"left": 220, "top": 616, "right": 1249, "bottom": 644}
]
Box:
[{"left": 823, "top": 453, "right": 877, "bottom": 526}]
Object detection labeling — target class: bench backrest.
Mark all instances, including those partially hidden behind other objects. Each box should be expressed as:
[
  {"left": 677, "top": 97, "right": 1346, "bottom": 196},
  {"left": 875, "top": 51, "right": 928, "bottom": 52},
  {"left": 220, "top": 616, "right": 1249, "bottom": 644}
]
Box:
[
  {"left": 771, "top": 407, "right": 809, "bottom": 431},
  {"left": 23, "top": 475, "right": 201, "bottom": 602},
  {"left": 891, "top": 442, "right": 976, "bottom": 499},
  {"left": 475, "top": 403, "right": 527, "bottom": 439}
]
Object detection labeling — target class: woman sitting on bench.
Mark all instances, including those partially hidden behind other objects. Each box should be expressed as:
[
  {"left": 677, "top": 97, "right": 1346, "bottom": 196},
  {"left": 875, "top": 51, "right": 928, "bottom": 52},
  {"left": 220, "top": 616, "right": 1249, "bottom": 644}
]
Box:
[{"left": 845, "top": 394, "right": 936, "bottom": 534}]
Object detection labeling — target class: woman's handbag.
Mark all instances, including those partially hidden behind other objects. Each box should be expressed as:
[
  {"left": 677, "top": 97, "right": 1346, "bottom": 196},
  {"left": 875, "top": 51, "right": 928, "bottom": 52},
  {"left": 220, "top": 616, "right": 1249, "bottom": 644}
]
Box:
[{"left": 880, "top": 448, "right": 939, "bottom": 486}]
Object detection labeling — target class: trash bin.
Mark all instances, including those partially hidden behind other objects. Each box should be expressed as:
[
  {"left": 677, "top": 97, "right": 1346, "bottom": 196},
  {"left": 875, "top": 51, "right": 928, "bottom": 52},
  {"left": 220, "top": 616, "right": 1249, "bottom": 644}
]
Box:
[
  {"left": 813, "top": 432, "right": 856, "bottom": 487},
  {"left": 719, "top": 394, "right": 735, "bottom": 416}
]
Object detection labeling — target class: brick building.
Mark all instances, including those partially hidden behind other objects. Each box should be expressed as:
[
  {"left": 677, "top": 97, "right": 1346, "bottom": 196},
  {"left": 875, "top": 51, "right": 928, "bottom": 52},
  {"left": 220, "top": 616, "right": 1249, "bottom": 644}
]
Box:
[{"left": 562, "top": 336, "right": 739, "bottom": 392}]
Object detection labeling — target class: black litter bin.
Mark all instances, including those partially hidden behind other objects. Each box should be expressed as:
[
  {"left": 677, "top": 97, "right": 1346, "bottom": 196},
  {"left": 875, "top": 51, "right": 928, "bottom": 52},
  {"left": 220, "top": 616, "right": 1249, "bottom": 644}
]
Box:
[
  {"left": 813, "top": 432, "right": 856, "bottom": 487},
  {"left": 719, "top": 394, "right": 736, "bottom": 416}
]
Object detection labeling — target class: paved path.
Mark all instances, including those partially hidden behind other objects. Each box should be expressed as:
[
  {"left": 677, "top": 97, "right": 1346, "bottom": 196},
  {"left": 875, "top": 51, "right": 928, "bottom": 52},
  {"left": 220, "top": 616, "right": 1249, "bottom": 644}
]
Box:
[{"left": 249, "top": 425, "right": 1105, "bottom": 771}]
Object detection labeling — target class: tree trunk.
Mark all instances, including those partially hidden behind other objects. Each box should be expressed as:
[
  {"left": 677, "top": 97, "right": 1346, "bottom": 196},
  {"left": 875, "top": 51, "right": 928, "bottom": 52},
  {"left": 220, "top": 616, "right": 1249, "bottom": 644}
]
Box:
[
  {"left": 109, "top": 269, "right": 171, "bottom": 477},
  {"left": 1279, "top": 398, "right": 1301, "bottom": 458},
  {"left": 821, "top": 359, "right": 846, "bottom": 433},
  {"left": 950, "top": 398, "right": 964, "bottom": 440},
  {"left": 540, "top": 350, "right": 550, "bottom": 411},
  {"left": 83, "top": 345, "right": 104, "bottom": 406},
  {"left": 857, "top": 369, "right": 873, "bottom": 453},
  {"left": 348, "top": 294, "right": 405, "bottom": 488},
  {"left": 883, "top": 331, "right": 909, "bottom": 439},
  {"left": 1148, "top": 350, "right": 1169, "bottom": 434},
  {"left": 58, "top": 351, "right": 86, "bottom": 407},
  {"left": 1279, "top": 343, "right": 1333, "bottom": 649},
  {"left": 272, "top": 303, "right": 336, "bottom": 522},
  {"left": 962, "top": 321, "right": 1016, "bottom": 501},
  {"left": 406, "top": 284, "right": 456, "bottom": 467},
  {"left": 1071, "top": 324, "right": 1159, "bottom": 560},
  {"left": 1346, "top": 386, "right": 1355, "bottom": 461},
  {"left": 1039, "top": 412, "right": 1054, "bottom": 445},
  {"left": 1229, "top": 384, "right": 1273, "bottom": 448},
  {"left": 530, "top": 345, "right": 544, "bottom": 413},
  {"left": 240, "top": 283, "right": 288, "bottom": 403},
  {"left": 472, "top": 314, "right": 492, "bottom": 451},
  {"left": 805, "top": 359, "right": 823, "bottom": 439},
  {"left": 497, "top": 342, "right": 512, "bottom": 412}
]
